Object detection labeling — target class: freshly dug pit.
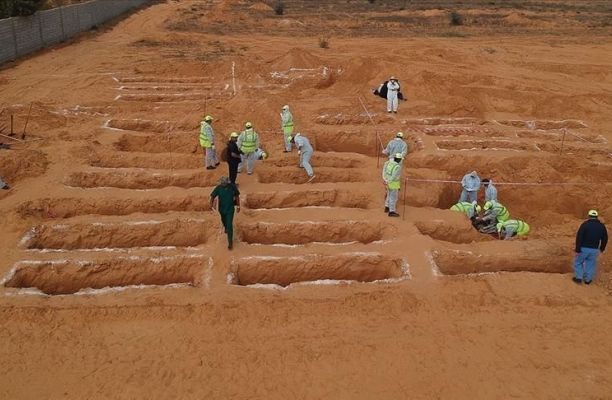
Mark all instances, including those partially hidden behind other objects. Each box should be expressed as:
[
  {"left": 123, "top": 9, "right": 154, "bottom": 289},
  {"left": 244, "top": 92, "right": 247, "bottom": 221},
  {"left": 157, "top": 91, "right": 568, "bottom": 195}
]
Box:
[
  {"left": 65, "top": 169, "right": 217, "bottom": 189},
  {"left": 311, "top": 131, "right": 378, "bottom": 155},
  {"left": 18, "top": 195, "right": 209, "bottom": 219},
  {"left": 232, "top": 253, "right": 405, "bottom": 286},
  {"left": 3, "top": 256, "right": 206, "bottom": 295},
  {"left": 105, "top": 119, "right": 195, "bottom": 133},
  {"left": 516, "top": 130, "right": 604, "bottom": 143},
  {"left": 117, "top": 76, "right": 210, "bottom": 83},
  {"left": 245, "top": 189, "right": 371, "bottom": 209},
  {"left": 239, "top": 221, "right": 384, "bottom": 245},
  {"left": 432, "top": 243, "right": 572, "bottom": 275},
  {"left": 403, "top": 117, "right": 480, "bottom": 125},
  {"left": 269, "top": 153, "right": 365, "bottom": 168},
  {"left": 436, "top": 140, "right": 537, "bottom": 151},
  {"left": 23, "top": 219, "right": 208, "bottom": 250},
  {"left": 117, "top": 93, "right": 207, "bottom": 102},
  {"left": 497, "top": 119, "right": 587, "bottom": 130},
  {"left": 418, "top": 126, "right": 505, "bottom": 138},
  {"left": 119, "top": 85, "right": 212, "bottom": 92},
  {"left": 90, "top": 151, "right": 201, "bottom": 169},
  {"left": 316, "top": 113, "right": 393, "bottom": 125},
  {"left": 114, "top": 134, "right": 196, "bottom": 153},
  {"left": 537, "top": 142, "right": 612, "bottom": 158},
  {"left": 415, "top": 219, "right": 490, "bottom": 244},
  {"left": 257, "top": 168, "right": 365, "bottom": 184}
]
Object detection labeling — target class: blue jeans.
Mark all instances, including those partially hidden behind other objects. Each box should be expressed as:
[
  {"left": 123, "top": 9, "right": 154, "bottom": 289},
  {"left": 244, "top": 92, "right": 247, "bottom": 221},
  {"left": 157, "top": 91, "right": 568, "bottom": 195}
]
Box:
[{"left": 574, "top": 247, "right": 600, "bottom": 281}]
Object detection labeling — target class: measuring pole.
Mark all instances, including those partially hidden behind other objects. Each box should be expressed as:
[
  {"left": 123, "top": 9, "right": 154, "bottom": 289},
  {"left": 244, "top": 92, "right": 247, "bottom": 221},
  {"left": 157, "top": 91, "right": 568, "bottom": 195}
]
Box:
[{"left": 22, "top": 103, "right": 33, "bottom": 139}]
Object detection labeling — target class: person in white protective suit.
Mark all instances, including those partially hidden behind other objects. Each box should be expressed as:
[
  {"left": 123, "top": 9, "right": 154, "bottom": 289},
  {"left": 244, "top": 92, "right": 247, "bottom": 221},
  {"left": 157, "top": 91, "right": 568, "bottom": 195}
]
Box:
[
  {"left": 280, "top": 105, "right": 294, "bottom": 152},
  {"left": 382, "top": 131, "right": 408, "bottom": 162},
  {"left": 386, "top": 76, "right": 400, "bottom": 113},
  {"left": 482, "top": 178, "right": 497, "bottom": 202},
  {"left": 289, "top": 133, "right": 315, "bottom": 183},
  {"left": 459, "top": 171, "right": 481, "bottom": 203}
]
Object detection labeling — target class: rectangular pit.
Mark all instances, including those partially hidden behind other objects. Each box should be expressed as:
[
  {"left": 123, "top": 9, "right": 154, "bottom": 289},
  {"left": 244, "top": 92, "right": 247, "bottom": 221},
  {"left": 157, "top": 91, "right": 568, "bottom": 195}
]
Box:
[
  {"left": 432, "top": 244, "right": 572, "bottom": 275},
  {"left": 497, "top": 119, "right": 587, "bottom": 130},
  {"left": 90, "top": 151, "right": 201, "bottom": 169},
  {"left": 269, "top": 152, "right": 366, "bottom": 169},
  {"left": 245, "top": 189, "right": 371, "bottom": 209},
  {"left": 116, "top": 93, "right": 212, "bottom": 102},
  {"left": 114, "top": 134, "right": 196, "bottom": 154},
  {"left": 2, "top": 256, "right": 208, "bottom": 295},
  {"left": 18, "top": 195, "right": 210, "bottom": 219},
  {"left": 117, "top": 76, "right": 210, "bottom": 84},
  {"left": 418, "top": 126, "right": 507, "bottom": 138},
  {"left": 231, "top": 253, "right": 406, "bottom": 287},
  {"left": 257, "top": 167, "right": 366, "bottom": 184},
  {"left": 239, "top": 221, "right": 384, "bottom": 245},
  {"left": 435, "top": 140, "right": 537, "bottom": 151},
  {"left": 65, "top": 169, "right": 217, "bottom": 189},
  {"left": 311, "top": 130, "right": 378, "bottom": 155},
  {"left": 105, "top": 119, "right": 194, "bottom": 133},
  {"left": 22, "top": 219, "right": 209, "bottom": 250}
]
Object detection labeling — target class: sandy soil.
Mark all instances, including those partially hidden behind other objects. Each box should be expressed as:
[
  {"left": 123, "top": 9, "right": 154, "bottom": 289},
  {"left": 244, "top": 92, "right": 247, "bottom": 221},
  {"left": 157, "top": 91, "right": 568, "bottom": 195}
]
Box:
[{"left": 1, "top": 0, "right": 612, "bottom": 398}]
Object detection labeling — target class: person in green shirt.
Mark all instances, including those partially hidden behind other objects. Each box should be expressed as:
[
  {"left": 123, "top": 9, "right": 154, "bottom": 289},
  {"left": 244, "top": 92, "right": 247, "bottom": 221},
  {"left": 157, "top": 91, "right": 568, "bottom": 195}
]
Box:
[{"left": 210, "top": 177, "right": 241, "bottom": 250}]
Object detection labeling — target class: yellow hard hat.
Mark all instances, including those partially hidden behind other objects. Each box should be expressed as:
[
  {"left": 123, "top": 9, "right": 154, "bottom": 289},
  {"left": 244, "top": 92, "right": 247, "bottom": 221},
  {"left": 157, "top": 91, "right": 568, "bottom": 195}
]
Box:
[
  {"left": 204, "top": 115, "right": 213, "bottom": 122},
  {"left": 261, "top": 151, "right": 268, "bottom": 160},
  {"left": 484, "top": 201, "right": 493, "bottom": 210},
  {"left": 394, "top": 153, "right": 403, "bottom": 159},
  {"left": 396, "top": 132, "right": 404, "bottom": 138},
  {"left": 229, "top": 132, "right": 239, "bottom": 138},
  {"left": 588, "top": 209, "right": 598, "bottom": 217},
  {"left": 245, "top": 122, "right": 252, "bottom": 128}
]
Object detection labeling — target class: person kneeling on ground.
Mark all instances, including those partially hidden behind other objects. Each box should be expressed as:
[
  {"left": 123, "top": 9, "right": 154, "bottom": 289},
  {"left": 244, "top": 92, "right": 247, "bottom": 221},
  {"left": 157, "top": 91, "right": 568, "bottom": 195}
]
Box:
[
  {"left": 210, "top": 176, "right": 240, "bottom": 250},
  {"left": 383, "top": 153, "right": 403, "bottom": 217},
  {"left": 497, "top": 219, "right": 529, "bottom": 240},
  {"left": 450, "top": 201, "right": 481, "bottom": 219},
  {"left": 573, "top": 209, "right": 608, "bottom": 285},
  {"left": 289, "top": 133, "right": 315, "bottom": 183},
  {"left": 476, "top": 200, "right": 510, "bottom": 233}
]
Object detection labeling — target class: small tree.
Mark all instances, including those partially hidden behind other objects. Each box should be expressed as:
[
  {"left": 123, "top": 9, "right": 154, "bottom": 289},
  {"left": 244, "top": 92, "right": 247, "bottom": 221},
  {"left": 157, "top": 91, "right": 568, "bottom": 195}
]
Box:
[{"left": 449, "top": 10, "right": 463, "bottom": 26}]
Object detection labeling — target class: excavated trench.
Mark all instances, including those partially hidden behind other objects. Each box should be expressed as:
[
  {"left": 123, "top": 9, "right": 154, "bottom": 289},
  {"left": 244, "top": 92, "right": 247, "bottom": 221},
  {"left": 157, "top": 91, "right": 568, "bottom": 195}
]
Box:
[
  {"left": 316, "top": 113, "right": 393, "bottom": 125},
  {"left": 516, "top": 130, "right": 605, "bottom": 143},
  {"left": 117, "top": 76, "right": 210, "bottom": 84},
  {"left": 65, "top": 169, "right": 217, "bottom": 189},
  {"left": 414, "top": 218, "right": 491, "bottom": 244},
  {"left": 496, "top": 119, "right": 587, "bottom": 130},
  {"left": 231, "top": 253, "right": 405, "bottom": 286},
  {"left": 117, "top": 93, "right": 213, "bottom": 102},
  {"left": 118, "top": 85, "right": 213, "bottom": 92},
  {"left": 105, "top": 119, "right": 194, "bottom": 133},
  {"left": 436, "top": 140, "right": 537, "bottom": 151},
  {"left": 114, "top": 134, "right": 196, "bottom": 153},
  {"left": 18, "top": 195, "right": 210, "bottom": 219},
  {"left": 310, "top": 131, "right": 378, "bottom": 155},
  {"left": 257, "top": 168, "right": 366, "bottom": 184},
  {"left": 245, "top": 189, "right": 371, "bottom": 209},
  {"left": 403, "top": 117, "right": 481, "bottom": 126},
  {"left": 239, "top": 221, "right": 384, "bottom": 245},
  {"left": 23, "top": 219, "right": 208, "bottom": 250},
  {"left": 269, "top": 153, "right": 365, "bottom": 169},
  {"left": 3, "top": 256, "right": 206, "bottom": 295},
  {"left": 90, "top": 151, "right": 201, "bottom": 169},
  {"left": 432, "top": 242, "right": 572, "bottom": 275},
  {"left": 417, "top": 126, "right": 507, "bottom": 138},
  {"left": 537, "top": 142, "right": 612, "bottom": 159}
]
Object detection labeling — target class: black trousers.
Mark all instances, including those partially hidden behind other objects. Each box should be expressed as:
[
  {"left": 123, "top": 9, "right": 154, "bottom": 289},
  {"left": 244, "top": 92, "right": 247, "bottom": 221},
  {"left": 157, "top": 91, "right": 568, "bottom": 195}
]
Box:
[{"left": 228, "top": 161, "right": 239, "bottom": 184}]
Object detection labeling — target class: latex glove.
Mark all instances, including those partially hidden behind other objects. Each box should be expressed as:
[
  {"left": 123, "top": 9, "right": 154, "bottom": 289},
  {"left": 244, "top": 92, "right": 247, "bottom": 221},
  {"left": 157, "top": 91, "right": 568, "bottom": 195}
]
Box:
[
  {"left": 211, "top": 145, "right": 215, "bottom": 150},
  {"left": 298, "top": 150, "right": 301, "bottom": 155}
]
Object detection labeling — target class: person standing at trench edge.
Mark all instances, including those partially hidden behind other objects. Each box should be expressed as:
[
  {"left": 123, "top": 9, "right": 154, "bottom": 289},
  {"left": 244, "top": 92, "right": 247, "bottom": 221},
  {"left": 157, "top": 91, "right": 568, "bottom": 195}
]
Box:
[
  {"left": 573, "top": 209, "right": 608, "bottom": 285},
  {"left": 226, "top": 132, "right": 242, "bottom": 185},
  {"left": 210, "top": 177, "right": 241, "bottom": 250}
]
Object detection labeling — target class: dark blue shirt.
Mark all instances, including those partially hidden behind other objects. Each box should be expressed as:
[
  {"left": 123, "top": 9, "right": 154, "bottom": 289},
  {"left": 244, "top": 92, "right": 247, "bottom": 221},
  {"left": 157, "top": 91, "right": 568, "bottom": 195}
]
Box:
[{"left": 575, "top": 218, "right": 608, "bottom": 253}]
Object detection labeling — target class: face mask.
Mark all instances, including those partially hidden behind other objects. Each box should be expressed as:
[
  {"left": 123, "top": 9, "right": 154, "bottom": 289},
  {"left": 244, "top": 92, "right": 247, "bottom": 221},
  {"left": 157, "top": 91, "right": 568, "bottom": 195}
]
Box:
[{"left": 394, "top": 158, "right": 402, "bottom": 163}]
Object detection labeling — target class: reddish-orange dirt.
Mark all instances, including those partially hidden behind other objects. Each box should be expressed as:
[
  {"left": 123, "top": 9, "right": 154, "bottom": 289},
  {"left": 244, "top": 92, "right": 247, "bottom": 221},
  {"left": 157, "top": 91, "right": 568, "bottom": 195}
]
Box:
[{"left": 1, "top": 0, "right": 612, "bottom": 398}]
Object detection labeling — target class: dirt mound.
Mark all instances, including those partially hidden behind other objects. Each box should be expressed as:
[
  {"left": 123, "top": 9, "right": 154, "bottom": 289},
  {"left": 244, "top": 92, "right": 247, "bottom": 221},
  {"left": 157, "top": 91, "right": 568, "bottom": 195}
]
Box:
[
  {"left": 268, "top": 47, "right": 325, "bottom": 71},
  {"left": 249, "top": 2, "right": 272, "bottom": 11}
]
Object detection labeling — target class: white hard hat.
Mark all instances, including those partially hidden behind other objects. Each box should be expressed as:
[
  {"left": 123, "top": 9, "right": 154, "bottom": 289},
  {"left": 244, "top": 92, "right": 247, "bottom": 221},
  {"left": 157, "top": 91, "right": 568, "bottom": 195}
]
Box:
[
  {"left": 282, "top": 105, "right": 289, "bottom": 110},
  {"left": 390, "top": 76, "right": 397, "bottom": 80}
]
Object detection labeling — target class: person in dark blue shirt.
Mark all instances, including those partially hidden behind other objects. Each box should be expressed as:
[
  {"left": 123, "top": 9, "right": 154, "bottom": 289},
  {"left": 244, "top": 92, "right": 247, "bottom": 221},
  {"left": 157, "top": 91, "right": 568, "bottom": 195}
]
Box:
[{"left": 573, "top": 210, "right": 608, "bottom": 285}]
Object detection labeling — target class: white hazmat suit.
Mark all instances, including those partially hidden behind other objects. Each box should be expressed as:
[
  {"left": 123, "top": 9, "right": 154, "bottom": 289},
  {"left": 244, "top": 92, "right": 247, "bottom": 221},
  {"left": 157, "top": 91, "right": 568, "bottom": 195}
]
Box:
[{"left": 386, "top": 79, "right": 400, "bottom": 113}]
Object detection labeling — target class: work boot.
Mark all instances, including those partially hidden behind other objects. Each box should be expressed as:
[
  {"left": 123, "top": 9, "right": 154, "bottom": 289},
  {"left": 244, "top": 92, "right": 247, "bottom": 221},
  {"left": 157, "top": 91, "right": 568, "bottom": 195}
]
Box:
[
  {"left": 384, "top": 207, "right": 389, "bottom": 213},
  {"left": 572, "top": 277, "right": 582, "bottom": 285},
  {"left": 584, "top": 280, "right": 592, "bottom": 285},
  {"left": 388, "top": 212, "right": 400, "bottom": 217},
  {"left": 215, "top": 162, "right": 220, "bottom": 166},
  {"left": 228, "top": 242, "right": 233, "bottom": 250},
  {"left": 206, "top": 166, "right": 215, "bottom": 170},
  {"left": 307, "top": 175, "right": 316, "bottom": 183}
]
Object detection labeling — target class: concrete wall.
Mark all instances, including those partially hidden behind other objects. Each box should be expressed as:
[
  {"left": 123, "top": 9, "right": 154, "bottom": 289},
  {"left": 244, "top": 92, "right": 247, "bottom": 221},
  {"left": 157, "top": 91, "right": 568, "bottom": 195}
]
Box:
[{"left": 0, "top": 0, "right": 150, "bottom": 65}]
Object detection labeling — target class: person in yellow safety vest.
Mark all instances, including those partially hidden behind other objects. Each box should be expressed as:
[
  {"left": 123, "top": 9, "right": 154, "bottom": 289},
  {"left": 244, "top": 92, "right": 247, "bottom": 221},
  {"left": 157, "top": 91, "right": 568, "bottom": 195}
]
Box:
[
  {"left": 237, "top": 121, "right": 260, "bottom": 175},
  {"left": 280, "top": 105, "right": 294, "bottom": 152},
  {"left": 382, "top": 153, "right": 403, "bottom": 217},
  {"left": 199, "top": 115, "right": 220, "bottom": 170},
  {"left": 497, "top": 219, "right": 530, "bottom": 240},
  {"left": 450, "top": 201, "right": 482, "bottom": 219},
  {"left": 482, "top": 200, "right": 510, "bottom": 223}
]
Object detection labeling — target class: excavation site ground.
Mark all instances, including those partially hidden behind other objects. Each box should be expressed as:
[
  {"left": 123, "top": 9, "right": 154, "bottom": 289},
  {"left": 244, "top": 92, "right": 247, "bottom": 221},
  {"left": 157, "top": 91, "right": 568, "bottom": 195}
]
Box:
[{"left": 1, "top": 0, "right": 612, "bottom": 399}]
